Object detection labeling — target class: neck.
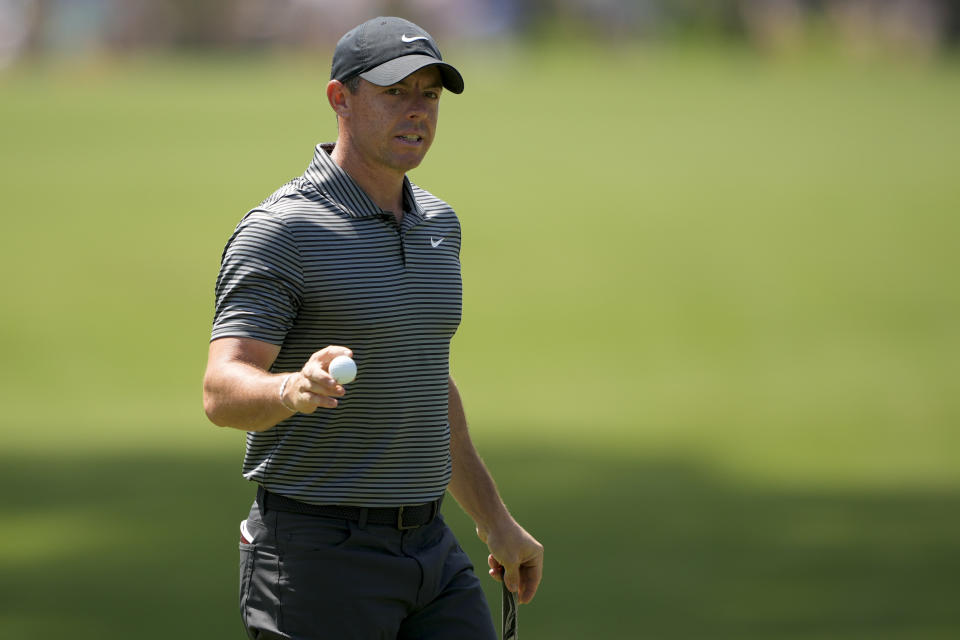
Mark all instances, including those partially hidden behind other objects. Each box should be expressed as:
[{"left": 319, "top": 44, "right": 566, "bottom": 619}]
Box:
[{"left": 331, "top": 139, "right": 405, "bottom": 219}]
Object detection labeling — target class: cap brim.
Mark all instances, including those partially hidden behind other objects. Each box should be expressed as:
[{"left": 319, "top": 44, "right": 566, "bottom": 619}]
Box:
[{"left": 360, "top": 55, "right": 464, "bottom": 94}]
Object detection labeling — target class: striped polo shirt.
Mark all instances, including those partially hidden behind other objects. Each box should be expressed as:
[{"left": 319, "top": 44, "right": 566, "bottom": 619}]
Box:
[{"left": 211, "top": 143, "right": 462, "bottom": 507}]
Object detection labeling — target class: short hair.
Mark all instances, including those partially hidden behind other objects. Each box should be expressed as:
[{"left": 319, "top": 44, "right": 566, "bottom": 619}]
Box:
[{"left": 343, "top": 76, "right": 361, "bottom": 93}]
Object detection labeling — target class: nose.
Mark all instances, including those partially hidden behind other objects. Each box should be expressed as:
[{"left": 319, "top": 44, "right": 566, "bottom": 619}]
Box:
[{"left": 407, "top": 94, "right": 430, "bottom": 120}]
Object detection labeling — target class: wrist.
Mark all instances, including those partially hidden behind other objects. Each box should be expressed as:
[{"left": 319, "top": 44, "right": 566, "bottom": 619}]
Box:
[
  {"left": 475, "top": 510, "right": 515, "bottom": 544},
  {"left": 278, "top": 373, "right": 298, "bottom": 413}
]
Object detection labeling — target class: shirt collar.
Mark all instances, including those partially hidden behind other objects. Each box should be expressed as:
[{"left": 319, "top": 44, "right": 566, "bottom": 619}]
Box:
[{"left": 303, "top": 143, "right": 426, "bottom": 221}]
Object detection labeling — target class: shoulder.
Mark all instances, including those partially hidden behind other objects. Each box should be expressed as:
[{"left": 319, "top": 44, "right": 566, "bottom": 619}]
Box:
[
  {"left": 254, "top": 176, "right": 336, "bottom": 220},
  {"left": 231, "top": 177, "right": 342, "bottom": 240},
  {"left": 410, "top": 183, "right": 459, "bottom": 221},
  {"left": 220, "top": 179, "right": 310, "bottom": 260}
]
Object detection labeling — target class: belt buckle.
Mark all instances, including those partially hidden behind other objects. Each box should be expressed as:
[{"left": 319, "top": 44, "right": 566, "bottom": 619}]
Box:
[{"left": 397, "top": 505, "right": 418, "bottom": 530}]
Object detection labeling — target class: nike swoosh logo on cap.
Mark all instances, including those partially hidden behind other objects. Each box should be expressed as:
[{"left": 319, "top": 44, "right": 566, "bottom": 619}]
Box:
[{"left": 401, "top": 34, "right": 430, "bottom": 43}]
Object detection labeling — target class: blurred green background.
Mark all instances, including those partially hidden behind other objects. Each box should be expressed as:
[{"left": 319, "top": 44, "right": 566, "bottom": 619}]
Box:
[{"left": 3, "top": 6, "right": 960, "bottom": 638}]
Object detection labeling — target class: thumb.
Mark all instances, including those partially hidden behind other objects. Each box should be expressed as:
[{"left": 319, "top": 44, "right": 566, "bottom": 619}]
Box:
[{"left": 502, "top": 565, "right": 519, "bottom": 594}]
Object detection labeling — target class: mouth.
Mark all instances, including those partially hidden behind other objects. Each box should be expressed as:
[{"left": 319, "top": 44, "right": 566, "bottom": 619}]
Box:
[{"left": 395, "top": 134, "right": 425, "bottom": 146}]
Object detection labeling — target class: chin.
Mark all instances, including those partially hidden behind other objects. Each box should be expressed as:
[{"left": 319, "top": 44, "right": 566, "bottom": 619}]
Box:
[{"left": 391, "top": 153, "right": 428, "bottom": 173}]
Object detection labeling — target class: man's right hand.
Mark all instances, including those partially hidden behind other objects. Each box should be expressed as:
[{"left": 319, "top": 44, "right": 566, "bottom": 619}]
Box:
[
  {"left": 204, "top": 338, "right": 353, "bottom": 431},
  {"left": 281, "top": 346, "right": 353, "bottom": 412}
]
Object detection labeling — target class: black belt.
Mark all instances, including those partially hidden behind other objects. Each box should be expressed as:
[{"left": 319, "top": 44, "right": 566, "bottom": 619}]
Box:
[{"left": 258, "top": 486, "right": 441, "bottom": 530}]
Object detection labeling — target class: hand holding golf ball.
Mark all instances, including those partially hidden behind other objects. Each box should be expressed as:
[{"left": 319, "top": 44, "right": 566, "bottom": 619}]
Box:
[
  {"left": 328, "top": 355, "right": 357, "bottom": 385},
  {"left": 282, "top": 347, "right": 355, "bottom": 413}
]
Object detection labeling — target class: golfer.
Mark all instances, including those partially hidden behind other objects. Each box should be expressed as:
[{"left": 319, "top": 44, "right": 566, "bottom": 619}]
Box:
[{"left": 202, "top": 16, "right": 543, "bottom": 639}]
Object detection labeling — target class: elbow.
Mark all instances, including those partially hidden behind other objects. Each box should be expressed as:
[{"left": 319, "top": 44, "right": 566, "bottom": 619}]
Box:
[
  {"left": 203, "top": 396, "right": 225, "bottom": 427},
  {"left": 202, "top": 379, "right": 230, "bottom": 427},
  {"left": 203, "top": 398, "right": 224, "bottom": 427},
  {"left": 203, "top": 379, "right": 265, "bottom": 431}
]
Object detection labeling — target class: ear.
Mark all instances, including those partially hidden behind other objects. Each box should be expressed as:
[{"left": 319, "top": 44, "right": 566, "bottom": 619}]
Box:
[{"left": 327, "top": 79, "right": 350, "bottom": 119}]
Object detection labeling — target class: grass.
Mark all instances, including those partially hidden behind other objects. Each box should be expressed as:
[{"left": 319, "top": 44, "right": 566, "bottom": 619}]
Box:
[{"left": 1, "top": 44, "right": 959, "bottom": 638}]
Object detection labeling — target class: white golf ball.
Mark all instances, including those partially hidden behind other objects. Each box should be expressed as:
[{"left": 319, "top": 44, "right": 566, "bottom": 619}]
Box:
[{"left": 328, "top": 355, "right": 357, "bottom": 385}]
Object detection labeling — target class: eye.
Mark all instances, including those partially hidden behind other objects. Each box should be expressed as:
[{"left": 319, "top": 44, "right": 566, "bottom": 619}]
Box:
[
  {"left": 424, "top": 90, "right": 440, "bottom": 100},
  {"left": 386, "top": 87, "right": 403, "bottom": 96}
]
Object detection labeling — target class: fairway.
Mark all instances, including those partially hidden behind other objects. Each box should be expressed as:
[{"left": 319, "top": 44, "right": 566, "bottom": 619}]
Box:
[{"left": 2, "top": 45, "right": 959, "bottom": 638}]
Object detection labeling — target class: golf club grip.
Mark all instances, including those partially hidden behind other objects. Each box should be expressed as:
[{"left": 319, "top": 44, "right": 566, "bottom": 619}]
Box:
[{"left": 501, "top": 568, "right": 518, "bottom": 640}]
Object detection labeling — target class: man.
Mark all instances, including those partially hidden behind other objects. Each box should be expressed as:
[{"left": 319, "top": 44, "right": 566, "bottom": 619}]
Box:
[{"left": 203, "top": 16, "right": 543, "bottom": 639}]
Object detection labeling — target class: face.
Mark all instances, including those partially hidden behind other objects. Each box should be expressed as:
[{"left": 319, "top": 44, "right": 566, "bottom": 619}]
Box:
[{"left": 339, "top": 66, "right": 443, "bottom": 176}]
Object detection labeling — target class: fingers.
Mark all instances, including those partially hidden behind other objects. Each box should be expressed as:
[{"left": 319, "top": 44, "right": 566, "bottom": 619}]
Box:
[
  {"left": 487, "top": 531, "right": 544, "bottom": 604},
  {"left": 488, "top": 555, "right": 504, "bottom": 582},
  {"left": 518, "top": 559, "right": 543, "bottom": 604},
  {"left": 310, "top": 345, "right": 354, "bottom": 371},
  {"left": 501, "top": 564, "right": 520, "bottom": 595},
  {"left": 300, "top": 363, "right": 346, "bottom": 397},
  {"left": 281, "top": 371, "right": 339, "bottom": 412},
  {"left": 490, "top": 560, "right": 542, "bottom": 604},
  {"left": 494, "top": 560, "right": 541, "bottom": 605},
  {"left": 286, "top": 346, "right": 353, "bottom": 412}
]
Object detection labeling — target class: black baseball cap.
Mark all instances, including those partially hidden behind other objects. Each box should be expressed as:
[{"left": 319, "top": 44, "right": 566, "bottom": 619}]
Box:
[{"left": 330, "top": 17, "right": 464, "bottom": 94}]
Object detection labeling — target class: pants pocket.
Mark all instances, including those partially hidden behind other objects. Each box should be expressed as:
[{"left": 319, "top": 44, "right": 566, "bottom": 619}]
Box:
[
  {"left": 239, "top": 543, "right": 257, "bottom": 639},
  {"left": 240, "top": 543, "right": 284, "bottom": 639}
]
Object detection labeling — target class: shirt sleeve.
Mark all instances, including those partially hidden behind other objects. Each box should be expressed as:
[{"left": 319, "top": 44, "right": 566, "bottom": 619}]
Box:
[{"left": 211, "top": 210, "right": 303, "bottom": 345}]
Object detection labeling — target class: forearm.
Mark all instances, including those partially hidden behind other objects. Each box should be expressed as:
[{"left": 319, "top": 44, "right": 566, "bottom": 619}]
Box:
[
  {"left": 446, "top": 375, "right": 545, "bottom": 603},
  {"left": 203, "top": 359, "right": 293, "bottom": 432},
  {"left": 203, "top": 338, "right": 350, "bottom": 432},
  {"left": 446, "top": 376, "right": 513, "bottom": 538}
]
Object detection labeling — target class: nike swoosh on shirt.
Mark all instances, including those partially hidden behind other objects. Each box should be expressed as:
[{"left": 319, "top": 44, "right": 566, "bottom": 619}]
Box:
[
  {"left": 401, "top": 35, "right": 430, "bottom": 43},
  {"left": 430, "top": 237, "right": 445, "bottom": 248}
]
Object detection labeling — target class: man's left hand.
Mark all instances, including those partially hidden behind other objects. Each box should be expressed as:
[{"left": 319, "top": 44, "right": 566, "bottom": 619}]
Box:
[{"left": 481, "top": 520, "right": 544, "bottom": 604}]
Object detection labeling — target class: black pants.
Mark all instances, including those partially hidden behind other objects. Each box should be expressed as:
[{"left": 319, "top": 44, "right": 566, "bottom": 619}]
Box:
[{"left": 239, "top": 498, "right": 497, "bottom": 639}]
